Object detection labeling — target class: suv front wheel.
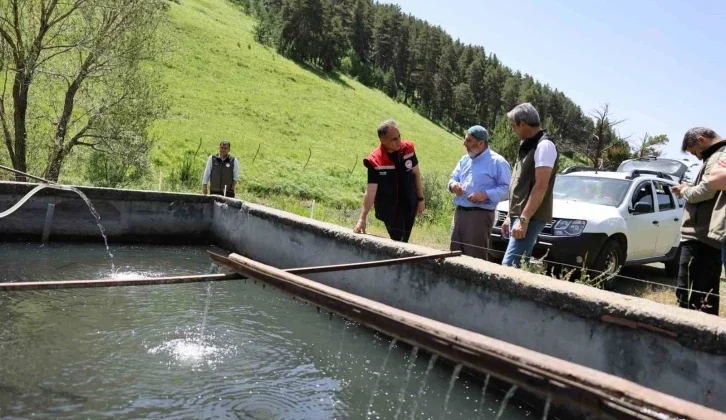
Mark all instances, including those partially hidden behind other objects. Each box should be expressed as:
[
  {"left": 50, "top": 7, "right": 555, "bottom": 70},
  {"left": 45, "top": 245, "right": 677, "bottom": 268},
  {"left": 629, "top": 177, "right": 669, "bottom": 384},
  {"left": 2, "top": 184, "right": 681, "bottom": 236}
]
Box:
[{"left": 590, "top": 239, "right": 624, "bottom": 287}]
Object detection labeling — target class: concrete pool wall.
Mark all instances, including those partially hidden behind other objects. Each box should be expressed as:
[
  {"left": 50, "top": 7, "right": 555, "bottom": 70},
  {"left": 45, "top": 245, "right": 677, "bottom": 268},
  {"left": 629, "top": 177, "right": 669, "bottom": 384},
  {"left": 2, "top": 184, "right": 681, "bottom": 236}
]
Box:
[{"left": 2, "top": 181, "right": 725, "bottom": 412}]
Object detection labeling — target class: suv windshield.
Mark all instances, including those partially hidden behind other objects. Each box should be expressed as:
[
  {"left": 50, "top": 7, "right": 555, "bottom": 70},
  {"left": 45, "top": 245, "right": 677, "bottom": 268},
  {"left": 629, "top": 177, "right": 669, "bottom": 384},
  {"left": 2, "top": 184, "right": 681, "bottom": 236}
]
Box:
[{"left": 553, "top": 176, "right": 631, "bottom": 207}]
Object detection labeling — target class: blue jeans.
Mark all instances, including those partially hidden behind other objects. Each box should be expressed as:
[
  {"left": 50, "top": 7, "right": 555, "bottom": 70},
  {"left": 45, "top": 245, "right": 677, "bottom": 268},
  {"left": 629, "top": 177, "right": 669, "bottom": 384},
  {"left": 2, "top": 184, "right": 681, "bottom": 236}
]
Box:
[{"left": 502, "top": 217, "right": 547, "bottom": 267}]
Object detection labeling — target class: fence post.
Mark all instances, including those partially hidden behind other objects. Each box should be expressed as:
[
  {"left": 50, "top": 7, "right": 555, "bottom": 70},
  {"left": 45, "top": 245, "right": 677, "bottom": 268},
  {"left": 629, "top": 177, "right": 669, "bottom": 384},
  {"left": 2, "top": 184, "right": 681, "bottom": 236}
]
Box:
[
  {"left": 158, "top": 171, "right": 163, "bottom": 191},
  {"left": 310, "top": 200, "right": 316, "bottom": 219},
  {"left": 41, "top": 203, "right": 56, "bottom": 244}
]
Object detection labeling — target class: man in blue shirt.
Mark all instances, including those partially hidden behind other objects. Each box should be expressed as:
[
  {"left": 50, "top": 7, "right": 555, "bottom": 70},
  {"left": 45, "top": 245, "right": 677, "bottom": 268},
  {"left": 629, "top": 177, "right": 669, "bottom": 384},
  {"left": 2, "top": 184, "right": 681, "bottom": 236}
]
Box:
[{"left": 447, "top": 125, "right": 511, "bottom": 260}]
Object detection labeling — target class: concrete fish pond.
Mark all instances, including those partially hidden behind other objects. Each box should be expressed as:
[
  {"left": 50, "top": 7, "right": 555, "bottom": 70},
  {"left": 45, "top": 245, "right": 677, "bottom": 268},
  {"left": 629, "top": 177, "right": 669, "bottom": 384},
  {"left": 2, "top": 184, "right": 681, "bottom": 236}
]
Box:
[{"left": 1, "top": 180, "right": 725, "bottom": 419}]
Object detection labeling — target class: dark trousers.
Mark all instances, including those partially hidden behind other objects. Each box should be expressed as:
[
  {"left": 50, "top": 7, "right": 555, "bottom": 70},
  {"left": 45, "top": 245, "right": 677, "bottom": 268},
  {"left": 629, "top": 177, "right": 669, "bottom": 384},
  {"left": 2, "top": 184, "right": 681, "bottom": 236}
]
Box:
[
  {"left": 450, "top": 207, "right": 495, "bottom": 260},
  {"left": 385, "top": 209, "right": 416, "bottom": 243},
  {"left": 676, "top": 240, "right": 722, "bottom": 315}
]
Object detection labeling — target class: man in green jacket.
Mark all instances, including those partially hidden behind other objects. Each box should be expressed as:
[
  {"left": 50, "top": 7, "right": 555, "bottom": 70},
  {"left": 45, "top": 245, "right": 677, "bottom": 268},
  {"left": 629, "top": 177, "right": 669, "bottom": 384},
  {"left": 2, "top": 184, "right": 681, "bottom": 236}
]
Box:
[{"left": 671, "top": 127, "right": 726, "bottom": 315}]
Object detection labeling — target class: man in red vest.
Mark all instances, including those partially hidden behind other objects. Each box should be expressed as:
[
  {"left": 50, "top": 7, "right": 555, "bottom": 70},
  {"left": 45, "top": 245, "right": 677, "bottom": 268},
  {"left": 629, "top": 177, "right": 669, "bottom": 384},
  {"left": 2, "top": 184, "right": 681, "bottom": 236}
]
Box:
[{"left": 353, "top": 120, "right": 425, "bottom": 242}]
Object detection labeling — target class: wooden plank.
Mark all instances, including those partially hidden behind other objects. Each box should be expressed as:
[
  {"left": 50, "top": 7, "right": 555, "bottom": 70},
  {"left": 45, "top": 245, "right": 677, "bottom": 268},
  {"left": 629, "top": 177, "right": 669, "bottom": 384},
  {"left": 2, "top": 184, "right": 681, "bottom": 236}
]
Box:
[{"left": 211, "top": 251, "right": 726, "bottom": 420}]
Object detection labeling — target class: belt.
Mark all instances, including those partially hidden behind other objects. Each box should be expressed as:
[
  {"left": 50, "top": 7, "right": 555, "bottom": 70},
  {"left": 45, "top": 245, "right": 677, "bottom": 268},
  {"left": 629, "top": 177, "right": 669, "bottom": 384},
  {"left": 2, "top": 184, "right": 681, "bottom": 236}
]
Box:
[{"left": 457, "top": 206, "right": 493, "bottom": 212}]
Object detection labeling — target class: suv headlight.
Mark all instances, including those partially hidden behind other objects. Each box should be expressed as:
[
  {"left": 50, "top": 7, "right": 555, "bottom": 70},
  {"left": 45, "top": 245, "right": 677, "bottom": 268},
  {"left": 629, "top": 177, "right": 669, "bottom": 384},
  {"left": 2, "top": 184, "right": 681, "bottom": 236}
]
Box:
[{"left": 553, "top": 219, "right": 587, "bottom": 236}]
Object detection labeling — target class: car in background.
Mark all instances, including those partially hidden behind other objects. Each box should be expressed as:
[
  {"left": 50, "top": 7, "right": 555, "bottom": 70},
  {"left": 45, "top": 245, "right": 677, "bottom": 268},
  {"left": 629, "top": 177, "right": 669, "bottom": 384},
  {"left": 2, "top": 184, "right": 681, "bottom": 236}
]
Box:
[{"left": 490, "top": 157, "right": 690, "bottom": 279}]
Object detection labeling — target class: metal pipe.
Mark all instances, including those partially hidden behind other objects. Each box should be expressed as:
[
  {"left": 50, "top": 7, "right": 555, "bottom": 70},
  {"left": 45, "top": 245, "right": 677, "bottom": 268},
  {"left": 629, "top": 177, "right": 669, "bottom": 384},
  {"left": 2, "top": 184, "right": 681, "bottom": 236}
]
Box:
[
  {"left": 0, "top": 251, "right": 461, "bottom": 291},
  {"left": 0, "top": 273, "right": 241, "bottom": 291},
  {"left": 278, "top": 250, "right": 461, "bottom": 275},
  {"left": 211, "top": 252, "right": 726, "bottom": 420},
  {"left": 0, "top": 164, "right": 56, "bottom": 184}
]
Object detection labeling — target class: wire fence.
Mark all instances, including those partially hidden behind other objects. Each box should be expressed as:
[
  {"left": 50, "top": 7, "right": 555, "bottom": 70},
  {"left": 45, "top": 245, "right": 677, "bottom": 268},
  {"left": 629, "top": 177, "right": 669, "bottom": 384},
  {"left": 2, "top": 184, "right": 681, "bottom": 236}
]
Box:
[
  {"left": 3, "top": 138, "right": 722, "bottom": 306},
  {"left": 306, "top": 209, "right": 724, "bottom": 303}
]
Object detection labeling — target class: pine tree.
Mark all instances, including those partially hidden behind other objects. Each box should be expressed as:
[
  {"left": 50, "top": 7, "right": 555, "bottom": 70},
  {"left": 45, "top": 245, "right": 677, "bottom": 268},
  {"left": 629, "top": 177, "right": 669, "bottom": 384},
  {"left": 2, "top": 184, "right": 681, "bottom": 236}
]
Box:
[
  {"left": 350, "top": 0, "right": 374, "bottom": 63},
  {"left": 490, "top": 114, "right": 520, "bottom": 165},
  {"left": 452, "top": 83, "right": 475, "bottom": 129},
  {"left": 279, "top": 0, "right": 325, "bottom": 63},
  {"left": 432, "top": 43, "right": 455, "bottom": 122},
  {"left": 466, "top": 53, "right": 486, "bottom": 121}
]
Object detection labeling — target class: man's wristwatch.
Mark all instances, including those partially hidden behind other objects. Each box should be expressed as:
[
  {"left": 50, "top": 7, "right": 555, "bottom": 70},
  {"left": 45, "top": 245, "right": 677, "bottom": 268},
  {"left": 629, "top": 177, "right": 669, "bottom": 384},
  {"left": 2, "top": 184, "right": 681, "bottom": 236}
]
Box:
[{"left": 519, "top": 216, "right": 528, "bottom": 224}]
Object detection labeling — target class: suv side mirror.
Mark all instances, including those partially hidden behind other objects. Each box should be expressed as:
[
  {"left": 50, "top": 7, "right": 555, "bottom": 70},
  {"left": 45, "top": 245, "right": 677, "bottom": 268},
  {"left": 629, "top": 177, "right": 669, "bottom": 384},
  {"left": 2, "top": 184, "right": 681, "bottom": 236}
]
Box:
[{"left": 631, "top": 202, "right": 653, "bottom": 214}]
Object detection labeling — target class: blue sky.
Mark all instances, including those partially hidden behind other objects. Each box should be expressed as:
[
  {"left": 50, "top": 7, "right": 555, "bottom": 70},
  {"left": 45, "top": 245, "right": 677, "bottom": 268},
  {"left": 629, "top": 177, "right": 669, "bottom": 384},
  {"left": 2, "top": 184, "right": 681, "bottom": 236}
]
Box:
[{"left": 386, "top": 0, "right": 724, "bottom": 167}]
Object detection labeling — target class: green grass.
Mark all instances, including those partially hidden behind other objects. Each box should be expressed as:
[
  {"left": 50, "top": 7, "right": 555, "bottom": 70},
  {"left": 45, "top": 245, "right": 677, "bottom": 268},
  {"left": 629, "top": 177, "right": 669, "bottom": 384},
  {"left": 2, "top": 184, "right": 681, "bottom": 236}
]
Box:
[
  {"left": 44, "top": 0, "right": 724, "bottom": 316},
  {"left": 120, "top": 0, "right": 463, "bottom": 210},
  {"left": 59, "top": 0, "right": 464, "bottom": 246}
]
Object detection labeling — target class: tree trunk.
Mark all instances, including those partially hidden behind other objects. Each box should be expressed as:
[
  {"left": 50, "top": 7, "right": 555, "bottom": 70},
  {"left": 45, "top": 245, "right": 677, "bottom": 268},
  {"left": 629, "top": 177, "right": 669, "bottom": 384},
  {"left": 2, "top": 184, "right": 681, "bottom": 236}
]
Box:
[
  {"left": 11, "top": 70, "right": 31, "bottom": 181},
  {"left": 45, "top": 142, "right": 66, "bottom": 182}
]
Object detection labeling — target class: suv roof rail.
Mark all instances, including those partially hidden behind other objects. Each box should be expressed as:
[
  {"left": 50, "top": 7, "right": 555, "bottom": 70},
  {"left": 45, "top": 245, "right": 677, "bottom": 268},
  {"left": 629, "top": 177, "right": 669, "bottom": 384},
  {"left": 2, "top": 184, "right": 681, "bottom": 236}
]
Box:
[
  {"left": 561, "top": 166, "right": 599, "bottom": 175},
  {"left": 625, "top": 169, "right": 675, "bottom": 181}
]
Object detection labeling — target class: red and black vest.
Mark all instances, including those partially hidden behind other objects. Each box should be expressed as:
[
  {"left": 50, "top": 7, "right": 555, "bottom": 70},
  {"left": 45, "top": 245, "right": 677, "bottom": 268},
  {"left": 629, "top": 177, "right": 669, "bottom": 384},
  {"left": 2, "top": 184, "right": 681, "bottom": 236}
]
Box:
[{"left": 363, "top": 140, "right": 418, "bottom": 224}]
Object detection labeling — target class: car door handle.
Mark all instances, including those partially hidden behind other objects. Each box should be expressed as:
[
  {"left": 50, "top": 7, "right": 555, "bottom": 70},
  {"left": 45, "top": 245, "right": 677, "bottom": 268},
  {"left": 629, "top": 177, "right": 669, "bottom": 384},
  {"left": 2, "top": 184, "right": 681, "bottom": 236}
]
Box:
[{"left": 652, "top": 221, "right": 659, "bottom": 225}]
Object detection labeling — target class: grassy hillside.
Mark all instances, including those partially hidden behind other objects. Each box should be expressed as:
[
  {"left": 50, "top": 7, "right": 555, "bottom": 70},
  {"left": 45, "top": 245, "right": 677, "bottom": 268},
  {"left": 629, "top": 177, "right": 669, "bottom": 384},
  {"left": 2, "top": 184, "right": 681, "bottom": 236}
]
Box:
[
  {"left": 53, "top": 0, "right": 577, "bottom": 246},
  {"left": 146, "top": 0, "right": 464, "bottom": 209}
]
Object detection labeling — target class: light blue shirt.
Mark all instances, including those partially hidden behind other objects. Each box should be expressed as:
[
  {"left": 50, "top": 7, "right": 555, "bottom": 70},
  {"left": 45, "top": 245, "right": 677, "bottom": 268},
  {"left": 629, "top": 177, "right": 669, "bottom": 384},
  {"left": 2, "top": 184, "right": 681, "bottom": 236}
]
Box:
[{"left": 447, "top": 148, "right": 511, "bottom": 210}]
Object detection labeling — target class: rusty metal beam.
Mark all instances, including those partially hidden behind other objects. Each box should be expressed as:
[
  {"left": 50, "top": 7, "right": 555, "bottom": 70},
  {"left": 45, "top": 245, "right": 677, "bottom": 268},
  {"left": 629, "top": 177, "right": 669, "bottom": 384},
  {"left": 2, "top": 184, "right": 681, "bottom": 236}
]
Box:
[
  {"left": 0, "top": 273, "right": 241, "bottom": 291},
  {"left": 210, "top": 251, "right": 726, "bottom": 420}
]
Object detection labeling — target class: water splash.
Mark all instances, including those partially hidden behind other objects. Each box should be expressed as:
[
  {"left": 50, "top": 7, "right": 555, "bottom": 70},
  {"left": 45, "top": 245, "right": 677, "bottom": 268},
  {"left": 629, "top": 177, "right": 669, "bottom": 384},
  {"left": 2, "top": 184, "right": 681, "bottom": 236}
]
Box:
[
  {"left": 477, "top": 374, "right": 491, "bottom": 419},
  {"left": 335, "top": 321, "right": 347, "bottom": 371},
  {"left": 208, "top": 262, "right": 220, "bottom": 274},
  {"left": 440, "top": 364, "right": 462, "bottom": 420},
  {"left": 365, "top": 338, "right": 398, "bottom": 419},
  {"left": 542, "top": 395, "right": 552, "bottom": 420},
  {"left": 495, "top": 384, "right": 518, "bottom": 420},
  {"left": 199, "top": 282, "right": 214, "bottom": 344},
  {"left": 67, "top": 186, "right": 115, "bottom": 272},
  {"left": 409, "top": 354, "right": 438, "bottom": 420},
  {"left": 393, "top": 346, "right": 419, "bottom": 420},
  {"left": 148, "top": 338, "right": 220, "bottom": 366},
  {"left": 0, "top": 183, "right": 115, "bottom": 271},
  {"left": 147, "top": 338, "right": 234, "bottom": 369}
]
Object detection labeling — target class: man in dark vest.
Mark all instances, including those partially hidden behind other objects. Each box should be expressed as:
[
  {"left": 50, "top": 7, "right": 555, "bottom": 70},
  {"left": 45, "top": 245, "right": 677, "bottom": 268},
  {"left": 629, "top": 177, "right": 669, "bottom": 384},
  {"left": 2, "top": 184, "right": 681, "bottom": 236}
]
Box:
[
  {"left": 671, "top": 127, "right": 726, "bottom": 315},
  {"left": 202, "top": 140, "right": 240, "bottom": 198},
  {"left": 501, "top": 103, "right": 559, "bottom": 267},
  {"left": 353, "top": 119, "right": 425, "bottom": 242}
]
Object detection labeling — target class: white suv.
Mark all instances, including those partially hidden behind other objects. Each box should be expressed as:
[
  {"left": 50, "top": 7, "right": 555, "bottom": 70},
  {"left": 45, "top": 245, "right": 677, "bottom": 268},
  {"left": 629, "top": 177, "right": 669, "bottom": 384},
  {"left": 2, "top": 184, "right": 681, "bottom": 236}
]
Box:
[{"left": 490, "top": 157, "right": 690, "bottom": 277}]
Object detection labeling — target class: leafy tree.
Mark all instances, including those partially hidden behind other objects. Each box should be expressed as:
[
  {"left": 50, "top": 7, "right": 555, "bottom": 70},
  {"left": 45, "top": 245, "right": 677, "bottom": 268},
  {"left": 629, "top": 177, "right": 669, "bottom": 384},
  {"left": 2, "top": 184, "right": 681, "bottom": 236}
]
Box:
[
  {"left": 383, "top": 69, "right": 397, "bottom": 98},
  {"left": 452, "top": 83, "right": 474, "bottom": 129},
  {"left": 466, "top": 54, "right": 486, "bottom": 119},
  {"left": 578, "top": 104, "right": 627, "bottom": 168},
  {"left": 0, "top": 0, "right": 168, "bottom": 181},
  {"left": 602, "top": 138, "right": 632, "bottom": 170},
  {"left": 490, "top": 114, "right": 520, "bottom": 165},
  {"left": 350, "top": 0, "right": 373, "bottom": 63},
  {"left": 632, "top": 133, "right": 669, "bottom": 158},
  {"left": 500, "top": 73, "right": 522, "bottom": 117},
  {"left": 279, "top": 0, "right": 325, "bottom": 63}
]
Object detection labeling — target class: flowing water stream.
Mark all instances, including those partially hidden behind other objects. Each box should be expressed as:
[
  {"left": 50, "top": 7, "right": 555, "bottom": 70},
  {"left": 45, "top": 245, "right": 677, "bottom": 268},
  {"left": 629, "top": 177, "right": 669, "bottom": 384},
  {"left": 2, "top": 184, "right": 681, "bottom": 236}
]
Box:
[{"left": 0, "top": 243, "right": 547, "bottom": 419}]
